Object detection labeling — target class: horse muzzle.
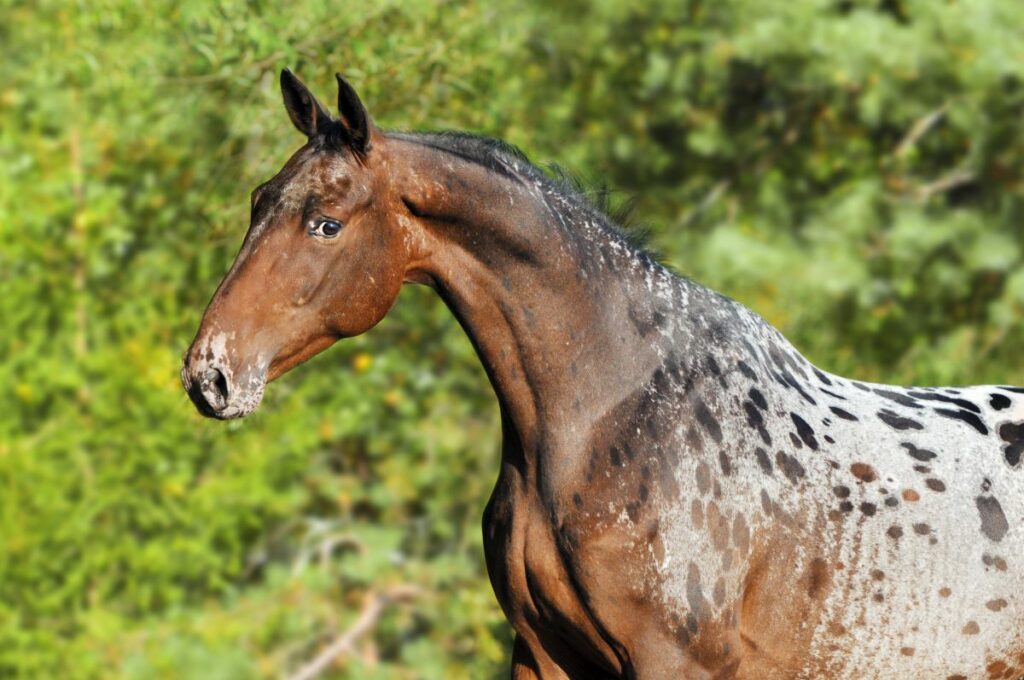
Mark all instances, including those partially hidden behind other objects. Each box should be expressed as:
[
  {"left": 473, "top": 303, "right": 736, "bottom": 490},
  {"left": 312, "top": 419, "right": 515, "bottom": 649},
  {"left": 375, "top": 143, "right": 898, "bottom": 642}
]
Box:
[{"left": 181, "top": 349, "right": 267, "bottom": 420}]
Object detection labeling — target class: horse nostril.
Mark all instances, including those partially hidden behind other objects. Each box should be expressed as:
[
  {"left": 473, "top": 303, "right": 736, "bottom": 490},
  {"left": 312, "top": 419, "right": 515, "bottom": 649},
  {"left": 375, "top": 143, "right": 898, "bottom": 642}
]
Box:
[{"left": 200, "top": 367, "right": 230, "bottom": 412}]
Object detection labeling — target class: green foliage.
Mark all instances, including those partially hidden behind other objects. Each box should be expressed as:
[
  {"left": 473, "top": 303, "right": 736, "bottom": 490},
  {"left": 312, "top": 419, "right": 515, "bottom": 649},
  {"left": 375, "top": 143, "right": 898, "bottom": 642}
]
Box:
[{"left": 1, "top": 0, "right": 1023, "bottom": 677}]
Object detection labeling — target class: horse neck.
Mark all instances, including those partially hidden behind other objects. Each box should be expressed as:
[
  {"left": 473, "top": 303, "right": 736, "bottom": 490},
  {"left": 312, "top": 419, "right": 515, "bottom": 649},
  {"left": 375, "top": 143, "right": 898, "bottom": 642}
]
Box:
[{"left": 391, "top": 138, "right": 676, "bottom": 478}]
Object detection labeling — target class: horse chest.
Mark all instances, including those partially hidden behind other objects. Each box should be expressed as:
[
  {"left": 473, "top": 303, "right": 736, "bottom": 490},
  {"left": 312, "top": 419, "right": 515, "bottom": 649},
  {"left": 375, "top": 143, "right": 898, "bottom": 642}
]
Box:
[{"left": 482, "top": 466, "right": 627, "bottom": 675}]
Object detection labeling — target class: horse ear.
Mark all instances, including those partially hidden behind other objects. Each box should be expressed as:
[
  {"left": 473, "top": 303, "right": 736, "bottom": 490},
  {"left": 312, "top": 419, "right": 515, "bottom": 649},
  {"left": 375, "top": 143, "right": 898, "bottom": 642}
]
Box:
[
  {"left": 335, "top": 73, "right": 371, "bottom": 155},
  {"left": 280, "top": 69, "right": 332, "bottom": 138}
]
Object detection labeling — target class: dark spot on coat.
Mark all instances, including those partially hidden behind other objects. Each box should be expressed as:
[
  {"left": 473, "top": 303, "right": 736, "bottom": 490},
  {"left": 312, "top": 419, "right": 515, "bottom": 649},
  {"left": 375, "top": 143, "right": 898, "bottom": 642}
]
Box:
[
  {"left": 754, "top": 447, "right": 773, "bottom": 475},
  {"left": 934, "top": 408, "right": 988, "bottom": 435},
  {"left": 743, "top": 401, "right": 763, "bottom": 428},
  {"left": 998, "top": 422, "right": 1024, "bottom": 466},
  {"left": 743, "top": 400, "right": 771, "bottom": 445},
  {"left": 976, "top": 495, "right": 1009, "bottom": 542},
  {"left": 877, "top": 409, "right": 924, "bottom": 431},
  {"left": 687, "top": 563, "right": 707, "bottom": 616},
  {"left": 737, "top": 360, "right": 758, "bottom": 382},
  {"left": 821, "top": 388, "right": 847, "bottom": 401},
  {"left": 638, "top": 484, "right": 649, "bottom": 503},
  {"left": 982, "top": 554, "right": 1008, "bottom": 571},
  {"left": 813, "top": 368, "right": 833, "bottom": 386},
  {"left": 887, "top": 525, "right": 903, "bottom": 539},
  {"left": 901, "top": 442, "right": 937, "bottom": 462},
  {"left": 833, "top": 485, "right": 850, "bottom": 499},
  {"left": 884, "top": 496, "right": 899, "bottom": 507},
  {"left": 839, "top": 501, "right": 854, "bottom": 513},
  {"left": 990, "top": 393, "right": 1011, "bottom": 411},
  {"left": 693, "top": 397, "right": 723, "bottom": 443},
  {"left": 907, "top": 390, "right": 982, "bottom": 413},
  {"left": 572, "top": 493, "right": 582, "bottom": 508},
  {"left": 782, "top": 371, "right": 818, "bottom": 405},
  {"left": 873, "top": 388, "right": 922, "bottom": 409},
  {"left": 789, "top": 432, "right": 803, "bottom": 449},
  {"left": 829, "top": 406, "right": 858, "bottom": 421},
  {"left": 850, "top": 462, "right": 878, "bottom": 483},
  {"left": 776, "top": 450, "right": 806, "bottom": 483},
  {"left": 925, "top": 478, "right": 946, "bottom": 492},
  {"left": 790, "top": 413, "right": 819, "bottom": 450},
  {"left": 749, "top": 388, "right": 767, "bottom": 411},
  {"left": 860, "top": 502, "right": 877, "bottom": 516},
  {"left": 913, "top": 523, "right": 931, "bottom": 535},
  {"left": 719, "top": 450, "right": 733, "bottom": 476},
  {"left": 610, "top": 446, "right": 622, "bottom": 467}
]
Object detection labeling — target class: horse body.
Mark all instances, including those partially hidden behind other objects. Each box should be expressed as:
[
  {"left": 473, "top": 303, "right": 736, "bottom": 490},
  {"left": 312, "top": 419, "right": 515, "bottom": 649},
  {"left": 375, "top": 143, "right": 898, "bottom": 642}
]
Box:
[
  {"left": 183, "top": 72, "right": 1024, "bottom": 679},
  {"left": 469, "top": 193, "right": 1024, "bottom": 677}
]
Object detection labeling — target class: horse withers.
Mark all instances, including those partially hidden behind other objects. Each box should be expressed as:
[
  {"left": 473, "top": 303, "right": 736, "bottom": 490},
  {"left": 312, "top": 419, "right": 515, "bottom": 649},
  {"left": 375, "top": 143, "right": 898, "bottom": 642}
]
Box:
[{"left": 183, "top": 70, "right": 1024, "bottom": 679}]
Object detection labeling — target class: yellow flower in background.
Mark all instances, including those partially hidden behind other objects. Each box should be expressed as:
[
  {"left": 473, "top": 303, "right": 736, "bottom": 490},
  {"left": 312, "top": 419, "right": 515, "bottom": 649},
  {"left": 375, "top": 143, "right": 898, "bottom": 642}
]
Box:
[{"left": 352, "top": 352, "right": 372, "bottom": 373}]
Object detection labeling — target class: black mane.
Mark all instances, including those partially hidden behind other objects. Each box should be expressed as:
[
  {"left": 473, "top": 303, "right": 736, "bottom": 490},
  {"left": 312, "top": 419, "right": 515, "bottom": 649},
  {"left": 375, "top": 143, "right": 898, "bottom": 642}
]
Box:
[{"left": 389, "top": 130, "right": 655, "bottom": 257}]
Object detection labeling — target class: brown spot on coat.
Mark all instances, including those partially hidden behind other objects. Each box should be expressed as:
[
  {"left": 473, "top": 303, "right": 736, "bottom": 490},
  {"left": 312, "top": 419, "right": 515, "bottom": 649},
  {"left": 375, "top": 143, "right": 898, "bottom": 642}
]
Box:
[
  {"left": 986, "top": 661, "right": 1008, "bottom": 678},
  {"left": 850, "top": 462, "right": 877, "bottom": 483},
  {"left": 732, "top": 515, "right": 751, "bottom": 556},
  {"left": 691, "top": 499, "right": 704, "bottom": 530},
  {"left": 696, "top": 462, "right": 711, "bottom": 495},
  {"left": 806, "top": 557, "right": 830, "bottom": 600},
  {"left": 962, "top": 621, "right": 980, "bottom": 635},
  {"left": 986, "top": 598, "right": 1008, "bottom": 612},
  {"left": 902, "top": 489, "right": 920, "bottom": 502}
]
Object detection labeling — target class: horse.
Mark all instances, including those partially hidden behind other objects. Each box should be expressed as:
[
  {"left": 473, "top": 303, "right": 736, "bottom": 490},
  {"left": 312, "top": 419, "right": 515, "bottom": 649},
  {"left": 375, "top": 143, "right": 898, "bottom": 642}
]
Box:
[{"left": 182, "top": 70, "right": 1024, "bottom": 679}]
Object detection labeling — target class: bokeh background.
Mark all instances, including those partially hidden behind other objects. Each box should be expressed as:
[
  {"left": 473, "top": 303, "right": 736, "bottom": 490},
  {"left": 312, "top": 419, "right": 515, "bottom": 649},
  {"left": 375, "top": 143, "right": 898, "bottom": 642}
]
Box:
[{"left": 2, "top": 0, "right": 1023, "bottom": 677}]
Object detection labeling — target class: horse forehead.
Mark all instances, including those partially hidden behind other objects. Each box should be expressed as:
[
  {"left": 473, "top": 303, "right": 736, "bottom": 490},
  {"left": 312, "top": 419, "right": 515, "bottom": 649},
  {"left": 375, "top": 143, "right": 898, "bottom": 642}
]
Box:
[
  {"left": 273, "top": 147, "right": 350, "bottom": 201},
  {"left": 250, "top": 150, "right": 353, "bottom": 232}
]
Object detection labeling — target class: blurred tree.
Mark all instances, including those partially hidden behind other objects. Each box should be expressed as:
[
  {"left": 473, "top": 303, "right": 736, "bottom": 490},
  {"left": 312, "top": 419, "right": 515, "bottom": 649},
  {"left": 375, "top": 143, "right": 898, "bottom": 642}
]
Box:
[{"left": 0, "top": 0, "right": 1021, "bottom": 677}]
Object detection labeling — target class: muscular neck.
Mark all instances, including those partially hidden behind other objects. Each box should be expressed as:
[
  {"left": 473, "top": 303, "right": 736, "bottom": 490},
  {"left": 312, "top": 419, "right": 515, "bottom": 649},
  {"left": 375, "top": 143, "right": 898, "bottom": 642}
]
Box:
[{"left": 391, "top": 137, "right": 674, "bottom": 484}]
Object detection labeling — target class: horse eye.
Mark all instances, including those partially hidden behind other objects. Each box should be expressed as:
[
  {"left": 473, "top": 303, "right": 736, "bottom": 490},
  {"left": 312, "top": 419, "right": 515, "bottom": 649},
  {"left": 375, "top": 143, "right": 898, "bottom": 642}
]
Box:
[{"left": 312, "top": 218, "right": 343, "bottom": 239}]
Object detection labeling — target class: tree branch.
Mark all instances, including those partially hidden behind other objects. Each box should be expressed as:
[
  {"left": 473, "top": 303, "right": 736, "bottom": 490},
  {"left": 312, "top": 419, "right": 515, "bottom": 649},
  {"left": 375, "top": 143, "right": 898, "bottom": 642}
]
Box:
[{"left": 285, "top": 585, "right": 421, "bottom": 680}]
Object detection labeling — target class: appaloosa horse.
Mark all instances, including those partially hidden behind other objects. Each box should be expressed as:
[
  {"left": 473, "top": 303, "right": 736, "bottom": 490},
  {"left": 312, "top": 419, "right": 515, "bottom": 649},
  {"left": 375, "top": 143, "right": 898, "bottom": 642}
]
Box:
[{"left": 182, "top": 70, "right": 1024, "bottom": 679}]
